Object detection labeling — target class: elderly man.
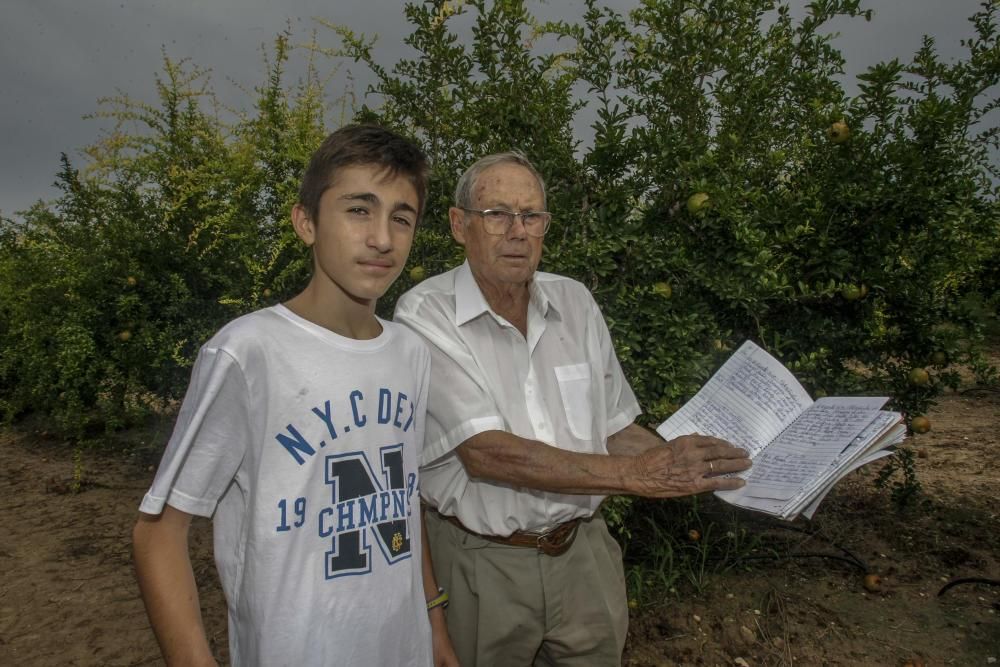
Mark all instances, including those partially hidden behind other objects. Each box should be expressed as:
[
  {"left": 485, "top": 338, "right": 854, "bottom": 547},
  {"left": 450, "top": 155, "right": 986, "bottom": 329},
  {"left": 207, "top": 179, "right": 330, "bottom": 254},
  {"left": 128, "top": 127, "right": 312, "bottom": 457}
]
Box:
[{"left": 394, "top": 151, "right": 750, "bottom": 666}]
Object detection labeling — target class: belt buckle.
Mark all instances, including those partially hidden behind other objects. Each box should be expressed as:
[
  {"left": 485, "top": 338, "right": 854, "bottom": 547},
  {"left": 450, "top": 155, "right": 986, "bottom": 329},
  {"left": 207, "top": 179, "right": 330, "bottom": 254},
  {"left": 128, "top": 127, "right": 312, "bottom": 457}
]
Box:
[
  {"left": 535, "top": 530, "right": 551, "bottom": 552},
  {"left": 536, "top": 522, "right": 572, "bottom": 556}
]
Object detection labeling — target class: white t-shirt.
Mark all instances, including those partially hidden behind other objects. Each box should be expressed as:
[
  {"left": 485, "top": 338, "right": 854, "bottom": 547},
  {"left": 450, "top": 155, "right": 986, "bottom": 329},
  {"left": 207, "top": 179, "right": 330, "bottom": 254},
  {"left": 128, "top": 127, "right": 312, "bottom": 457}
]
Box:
[
  {"left": 394, "top": 261, "right": 641, "bottom": 536},
  {"left": 140, "top": 305, "right": 433, "bottom": 667}
]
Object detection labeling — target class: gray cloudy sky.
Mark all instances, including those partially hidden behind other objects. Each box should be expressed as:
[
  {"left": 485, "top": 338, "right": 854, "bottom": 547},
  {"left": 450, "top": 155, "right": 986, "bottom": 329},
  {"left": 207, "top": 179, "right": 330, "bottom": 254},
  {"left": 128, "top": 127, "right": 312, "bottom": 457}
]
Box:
[{"left": 0, "top": 0, "right": 988, "bottom": 218}]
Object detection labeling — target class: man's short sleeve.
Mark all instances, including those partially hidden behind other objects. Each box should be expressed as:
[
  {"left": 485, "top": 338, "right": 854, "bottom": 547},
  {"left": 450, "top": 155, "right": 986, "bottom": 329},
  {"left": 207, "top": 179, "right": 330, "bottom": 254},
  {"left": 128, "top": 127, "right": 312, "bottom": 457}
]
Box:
[
  {"left": 395, "top": 294, "right": 505, "bottom": 466},
  {"left": 139, "top": 346, "right": 252, "bottom": 517}
]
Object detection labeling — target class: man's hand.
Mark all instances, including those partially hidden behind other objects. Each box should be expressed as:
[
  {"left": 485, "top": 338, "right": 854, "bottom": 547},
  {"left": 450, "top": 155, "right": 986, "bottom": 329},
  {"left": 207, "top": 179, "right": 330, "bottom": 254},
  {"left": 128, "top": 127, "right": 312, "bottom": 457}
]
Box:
[{"left": 628, "top": 435, "right": 750, "bottom": 498}]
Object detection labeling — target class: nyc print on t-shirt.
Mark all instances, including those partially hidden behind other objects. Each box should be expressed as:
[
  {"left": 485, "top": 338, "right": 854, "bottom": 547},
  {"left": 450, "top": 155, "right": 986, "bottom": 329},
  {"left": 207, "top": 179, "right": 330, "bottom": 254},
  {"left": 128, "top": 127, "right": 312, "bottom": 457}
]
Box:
[{"left": 274, "top": 386, "right": 419, "bottom": 579}]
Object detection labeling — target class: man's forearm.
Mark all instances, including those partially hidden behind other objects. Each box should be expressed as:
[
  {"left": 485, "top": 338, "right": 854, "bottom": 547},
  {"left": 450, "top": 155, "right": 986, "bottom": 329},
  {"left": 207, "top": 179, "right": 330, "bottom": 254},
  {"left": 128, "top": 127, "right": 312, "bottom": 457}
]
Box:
[
  {"left": 133, "top": 507, "right": 216, "bottom": 667},
  {"left": 457, "top": 430, "right": 642, "bottom": 495},
  {"left": 456, "top": 429, "right": 752, "bottom": 499}
]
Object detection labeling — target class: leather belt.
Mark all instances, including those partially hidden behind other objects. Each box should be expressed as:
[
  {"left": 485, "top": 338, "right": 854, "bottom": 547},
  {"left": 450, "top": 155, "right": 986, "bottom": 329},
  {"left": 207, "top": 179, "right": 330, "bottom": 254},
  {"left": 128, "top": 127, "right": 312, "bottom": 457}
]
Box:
[{"left": 436, "top": 511, "right": 582, "bottom": 557}]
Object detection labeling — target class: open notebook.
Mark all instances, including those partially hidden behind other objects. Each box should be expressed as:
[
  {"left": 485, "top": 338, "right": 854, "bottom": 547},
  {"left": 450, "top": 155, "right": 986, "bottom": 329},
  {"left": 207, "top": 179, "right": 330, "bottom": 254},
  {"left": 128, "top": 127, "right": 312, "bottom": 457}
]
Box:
[{"left": 656, "top": 341, "right": 905, "bottom": 520}]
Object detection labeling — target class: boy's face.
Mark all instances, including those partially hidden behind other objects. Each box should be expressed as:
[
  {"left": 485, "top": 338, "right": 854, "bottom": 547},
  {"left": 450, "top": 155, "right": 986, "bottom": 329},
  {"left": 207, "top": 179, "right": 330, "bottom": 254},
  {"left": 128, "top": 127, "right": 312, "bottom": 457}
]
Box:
[{"left": 292, "top": 164, "right": 418, "bottom": 307}]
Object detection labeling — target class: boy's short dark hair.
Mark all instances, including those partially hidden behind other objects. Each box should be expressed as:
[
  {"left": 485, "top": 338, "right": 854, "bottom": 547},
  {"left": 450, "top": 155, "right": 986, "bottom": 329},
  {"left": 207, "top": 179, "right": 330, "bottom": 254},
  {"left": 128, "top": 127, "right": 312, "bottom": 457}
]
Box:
[{"left": 298, "top": 124, "right": 430, "bottom": 223}]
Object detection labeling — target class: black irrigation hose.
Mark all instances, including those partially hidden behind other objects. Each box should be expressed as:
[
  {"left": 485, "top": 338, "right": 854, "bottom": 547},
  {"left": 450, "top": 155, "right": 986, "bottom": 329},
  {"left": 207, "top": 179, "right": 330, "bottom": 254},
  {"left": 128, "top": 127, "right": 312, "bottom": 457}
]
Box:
[
  {"left": 937, "top": 577, "right": 1000, "bottom": 597},
  {"left": 746, "top": 520, "right": 870, "bottom": 572},
  {"left": 958, "top": 386, "right": 1000, "bottom": 396},
  {"left": 733, "top": 552, "right": 869, "bottom": 573}
]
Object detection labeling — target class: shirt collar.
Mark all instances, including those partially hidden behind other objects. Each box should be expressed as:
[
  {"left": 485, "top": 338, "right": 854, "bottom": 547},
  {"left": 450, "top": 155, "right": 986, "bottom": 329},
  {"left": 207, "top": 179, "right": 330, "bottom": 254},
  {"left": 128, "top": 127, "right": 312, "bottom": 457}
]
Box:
[{"left": 454, "top": 260, "right": 559, "bottom": 326}]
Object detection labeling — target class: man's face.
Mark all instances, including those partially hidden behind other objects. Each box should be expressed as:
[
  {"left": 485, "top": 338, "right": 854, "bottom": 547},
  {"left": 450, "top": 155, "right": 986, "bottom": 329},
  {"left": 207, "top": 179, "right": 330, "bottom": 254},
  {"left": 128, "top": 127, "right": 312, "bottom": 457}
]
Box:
[
  {"left": 450, "top": 162, "right": 545, "bottom": 290},
  {"left": 292, "top": 164, "right": 418, "bottom": 307}
]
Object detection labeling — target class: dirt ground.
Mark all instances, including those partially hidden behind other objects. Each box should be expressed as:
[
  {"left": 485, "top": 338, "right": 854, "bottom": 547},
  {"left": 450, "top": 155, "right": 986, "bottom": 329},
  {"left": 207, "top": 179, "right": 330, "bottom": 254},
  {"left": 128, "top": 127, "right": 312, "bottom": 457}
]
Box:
[{"left": 1, "top": 377, "right": 997, "bottom": 665}]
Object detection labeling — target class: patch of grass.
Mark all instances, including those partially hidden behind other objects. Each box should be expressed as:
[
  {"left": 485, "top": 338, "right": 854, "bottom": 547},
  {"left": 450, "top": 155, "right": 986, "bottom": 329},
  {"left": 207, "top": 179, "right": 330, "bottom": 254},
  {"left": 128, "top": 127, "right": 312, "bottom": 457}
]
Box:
[{"left": 620, "top": 496, "right": 762, "bottom": 605}]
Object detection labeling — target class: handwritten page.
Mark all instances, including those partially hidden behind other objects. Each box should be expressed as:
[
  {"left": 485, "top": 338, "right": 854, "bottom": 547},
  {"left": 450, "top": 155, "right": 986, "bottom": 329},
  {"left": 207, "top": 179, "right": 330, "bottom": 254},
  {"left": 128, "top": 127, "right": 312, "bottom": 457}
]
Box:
[
  {"left": 728, "top": 442, "right": 896, "bottom": 519},
  {"left": 656, "top": 341, "right": 812, "bottom": 458},
  {"left": 791, "top": 414, "right": 904, "bottom": 518},
  {"left": 786, "top": 411, "right": 902, "bottom": 507},
  {"left": 730, "top": 397, "right": 887, "bottom": 501}
]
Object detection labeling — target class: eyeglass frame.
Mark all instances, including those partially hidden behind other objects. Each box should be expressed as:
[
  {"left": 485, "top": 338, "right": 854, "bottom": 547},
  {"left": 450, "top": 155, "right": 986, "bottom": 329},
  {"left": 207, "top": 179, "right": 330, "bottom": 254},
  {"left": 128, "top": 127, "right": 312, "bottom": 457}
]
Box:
[{"left": 458, "top": 207, "right": 552, "bottom": 237}]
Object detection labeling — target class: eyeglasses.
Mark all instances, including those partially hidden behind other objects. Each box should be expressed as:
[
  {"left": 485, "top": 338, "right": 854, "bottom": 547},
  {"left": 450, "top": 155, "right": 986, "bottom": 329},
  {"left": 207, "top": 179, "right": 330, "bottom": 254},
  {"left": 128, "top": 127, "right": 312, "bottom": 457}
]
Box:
[{"left": 460, "top": 207, "right": 552, "bottom": 237}]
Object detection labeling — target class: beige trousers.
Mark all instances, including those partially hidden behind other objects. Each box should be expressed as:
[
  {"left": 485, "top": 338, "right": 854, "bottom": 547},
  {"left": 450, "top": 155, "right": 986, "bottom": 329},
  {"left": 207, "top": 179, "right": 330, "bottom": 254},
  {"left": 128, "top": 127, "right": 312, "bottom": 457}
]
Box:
[{"left": 425, "top": 510, "right": 629, "bottom": 666}]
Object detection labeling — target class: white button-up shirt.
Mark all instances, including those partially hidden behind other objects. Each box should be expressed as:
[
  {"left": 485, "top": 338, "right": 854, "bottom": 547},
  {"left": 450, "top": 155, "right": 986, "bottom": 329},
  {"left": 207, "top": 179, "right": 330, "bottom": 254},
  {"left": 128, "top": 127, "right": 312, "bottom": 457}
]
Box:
[{"left": 394, "top": 261, "right": 640, "bottom": 536}]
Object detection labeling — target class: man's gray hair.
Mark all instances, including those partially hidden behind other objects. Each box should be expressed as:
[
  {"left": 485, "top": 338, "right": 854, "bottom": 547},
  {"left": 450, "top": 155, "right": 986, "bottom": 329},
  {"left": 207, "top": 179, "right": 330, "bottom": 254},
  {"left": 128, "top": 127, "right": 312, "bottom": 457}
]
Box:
[{"left": 453, "top": 151, "right": 547, "bottom": 209}]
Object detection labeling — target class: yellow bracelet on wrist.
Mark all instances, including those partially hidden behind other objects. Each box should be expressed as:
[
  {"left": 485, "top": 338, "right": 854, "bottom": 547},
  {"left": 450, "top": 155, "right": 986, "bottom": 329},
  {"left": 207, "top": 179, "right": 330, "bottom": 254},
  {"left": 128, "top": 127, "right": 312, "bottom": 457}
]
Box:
[{"left": 426, "top": 587, "right": 449, "bottom": 611}]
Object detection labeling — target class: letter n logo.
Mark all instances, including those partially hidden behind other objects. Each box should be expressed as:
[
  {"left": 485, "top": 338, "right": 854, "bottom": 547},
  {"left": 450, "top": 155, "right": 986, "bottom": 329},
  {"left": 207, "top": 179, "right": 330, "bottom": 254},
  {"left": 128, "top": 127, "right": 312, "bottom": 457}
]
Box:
[{"left": 323, "top": 444, "right": 412, "bottom": 579}]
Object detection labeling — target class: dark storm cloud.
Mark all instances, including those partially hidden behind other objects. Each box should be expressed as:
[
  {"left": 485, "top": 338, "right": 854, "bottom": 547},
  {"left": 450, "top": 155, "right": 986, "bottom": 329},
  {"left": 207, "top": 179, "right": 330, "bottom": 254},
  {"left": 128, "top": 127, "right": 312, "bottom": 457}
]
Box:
[{"left": 0, "top": 0, "right": 988, "bottom": 218}]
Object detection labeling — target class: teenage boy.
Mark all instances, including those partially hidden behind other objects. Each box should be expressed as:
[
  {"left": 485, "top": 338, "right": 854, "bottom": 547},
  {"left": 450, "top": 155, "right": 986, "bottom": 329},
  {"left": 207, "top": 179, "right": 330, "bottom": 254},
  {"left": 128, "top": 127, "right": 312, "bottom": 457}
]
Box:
[{"left": 132, "top": 125, "right": 458, "bottom": 666}]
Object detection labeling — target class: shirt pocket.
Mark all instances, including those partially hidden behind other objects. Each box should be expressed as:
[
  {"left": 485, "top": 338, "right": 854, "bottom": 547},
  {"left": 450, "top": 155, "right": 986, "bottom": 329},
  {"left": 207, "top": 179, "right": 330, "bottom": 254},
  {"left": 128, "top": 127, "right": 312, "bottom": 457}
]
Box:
[{"left": 554, "top": 362, "right": 594, "bottom": 441}]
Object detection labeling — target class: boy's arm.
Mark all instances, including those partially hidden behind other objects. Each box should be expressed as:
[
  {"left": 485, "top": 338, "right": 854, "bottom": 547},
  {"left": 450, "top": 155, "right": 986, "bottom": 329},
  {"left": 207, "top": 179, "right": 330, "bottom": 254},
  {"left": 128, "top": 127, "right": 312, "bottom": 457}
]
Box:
[
  {"left": 420, "top": 505, "right": 460, "bottom": 667},
  {"left": 133, "top": 504, "right": 218, "bottom": 667}
]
